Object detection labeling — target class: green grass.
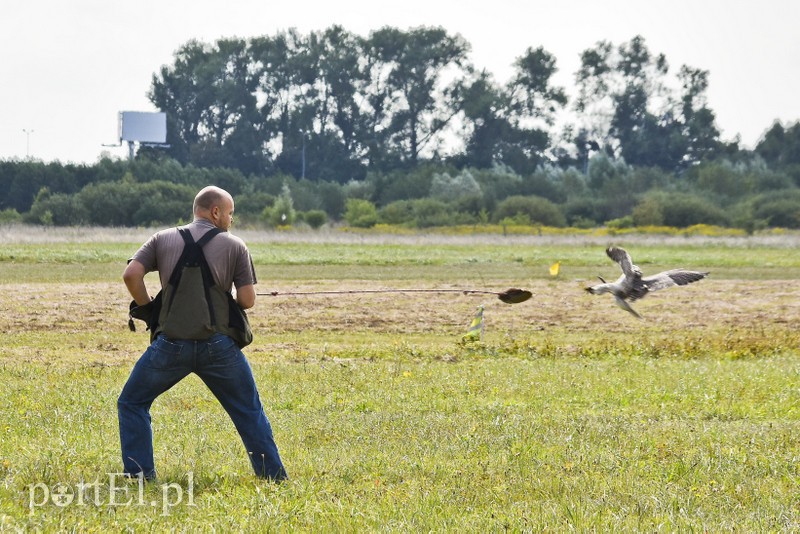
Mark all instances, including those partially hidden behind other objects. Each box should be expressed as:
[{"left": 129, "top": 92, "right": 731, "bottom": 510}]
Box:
[
  {"left": 4, "top": 353, "right": 800, "bottom": 531},
  {"left": 3, "top": 237, "right": 800, "bottom": 284},
  {"left": 2, "top": 233, "right": 800, "bottom": 531},
  {"left": 2, "top": 239, "right": 799, "bottom": 268}
]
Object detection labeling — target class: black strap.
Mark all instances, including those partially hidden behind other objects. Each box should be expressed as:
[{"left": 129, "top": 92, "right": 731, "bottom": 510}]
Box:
[{"left": 195, "top": 227, "right": 222, "bottom": 248}]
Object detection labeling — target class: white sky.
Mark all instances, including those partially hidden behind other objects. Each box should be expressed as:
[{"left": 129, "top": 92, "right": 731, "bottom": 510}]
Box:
[{"left": 2, "top": 0, "right": 799, "bottom": 164}]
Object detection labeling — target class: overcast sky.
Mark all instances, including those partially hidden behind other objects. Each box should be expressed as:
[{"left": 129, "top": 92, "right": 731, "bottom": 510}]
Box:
[{"left": 2, "top": 0, "right": 799, "bottom": 164}]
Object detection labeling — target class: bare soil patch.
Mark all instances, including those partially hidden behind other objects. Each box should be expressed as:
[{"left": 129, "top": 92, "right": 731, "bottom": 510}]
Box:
[{"left": 2, "top": 277, "right": 797, "bottom": 356}]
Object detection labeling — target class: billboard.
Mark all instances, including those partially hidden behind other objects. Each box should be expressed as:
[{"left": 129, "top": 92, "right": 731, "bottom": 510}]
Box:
[{"left": 119, "top": 111, "right": 166, "bottom": 143}]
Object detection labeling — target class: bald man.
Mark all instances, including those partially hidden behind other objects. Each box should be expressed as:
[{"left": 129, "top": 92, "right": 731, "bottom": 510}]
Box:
[{"left": 118, "top": 186, "right": 286, "bottom": 481}]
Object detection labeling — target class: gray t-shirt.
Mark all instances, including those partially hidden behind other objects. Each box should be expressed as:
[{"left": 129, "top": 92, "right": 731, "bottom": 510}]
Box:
[{"left": 131, "top": 219, "right": 257, "bottom": 292}]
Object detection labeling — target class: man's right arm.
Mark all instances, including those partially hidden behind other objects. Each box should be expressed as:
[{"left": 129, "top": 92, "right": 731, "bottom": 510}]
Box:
[
  {"left": 123, "top": 260, "right": 150, "bottom": 306},
  {"left": 235, "top": 283, "right": 256, "bottom": 310}
]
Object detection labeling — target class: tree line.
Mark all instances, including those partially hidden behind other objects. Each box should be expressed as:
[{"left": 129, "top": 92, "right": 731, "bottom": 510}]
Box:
[
  {"left": 1, "top": 28, "right": 799, "bottom": 231},
  {"left": 143, "top": 28, "right": 735, "bottom": 179}
]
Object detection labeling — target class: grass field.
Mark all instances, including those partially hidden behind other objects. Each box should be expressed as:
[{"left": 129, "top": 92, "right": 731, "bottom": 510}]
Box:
[{"left": 2, "top": 226, "right": 800, "bottom": 531}]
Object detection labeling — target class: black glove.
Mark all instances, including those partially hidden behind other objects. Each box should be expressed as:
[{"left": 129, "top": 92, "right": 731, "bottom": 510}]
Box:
[{"left": 128, "top": 300, "right": 155, "bottom": 331}]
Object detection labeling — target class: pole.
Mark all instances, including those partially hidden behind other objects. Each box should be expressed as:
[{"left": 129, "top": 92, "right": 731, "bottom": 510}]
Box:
[
  {"left": 300, "top": 130, "right": 306, "bottom": 179},
  {"left": 22, "top": 129, "right": 34, "bottom": 158}
]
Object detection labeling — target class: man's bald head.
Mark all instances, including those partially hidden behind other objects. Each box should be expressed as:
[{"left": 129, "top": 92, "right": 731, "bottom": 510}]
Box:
[
  {"left": 193, "top": 186, "right": 235, "bottom": 231},
  {"left": 193, "top": 186, "right": 232, "bottom": 215}
]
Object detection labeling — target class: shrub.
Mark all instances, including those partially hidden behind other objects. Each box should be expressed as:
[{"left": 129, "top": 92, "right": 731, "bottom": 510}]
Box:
[
  {"left": 26, "top": 192, "right": 89, "bottom": 226},
  {"left": 452, "top": 194, "right": 487, "bottom": 218},
  {"left": 471, "top": 165, "right": 524, "bottom": 204},
  {"left": 410, "top": 198, "right": 453, "bottom": 228},
  {"left": 606, "top": 215, "right": 634, "bottom": 229},
  {"left": 303, "top": 210, "right": 328, "bottom": 229},
  {"left": 343, "top": 179, "right": 375, "bottom": 201},
  {"left": 563, "top": 198, "right": 603, "bottom": 227},
  {"left": 263, "top": 182, "right": 297, "bottom": 227},
  {"left": 0, "top": 209, "right": 22, "bottom": 224},
  {"left": 520, "top": 167, "right": 566, "bottom": 203},
  {"left": 77, "top": 181, "right": 140, "bottom": 226},
  {"left": 316, "top": 181, "right": 347, "bottom": 219},
  {"left": 657, "top": 193, "right": 731, "bottom": 227},
  {"left": 631, "top": 196, "right": 665, "bottom": 226},
  {"left": 234, "top": 192, "right": 275, "bottom": 222},
  {"left": 750, "top": 170, "right": 793, "bottom": 192},
  {"left": 430, "top": 170, "right": 481, "bottom": 201},
  {"left": 132, "top": 200, "right": 188, "bottom": 227},
  {"left": 75, "top": 180, "right": 194, "bottom": 226},
  {"left": 492, "top": 195, "right": 566, "bottom": 227},
  {"left": 378, "top": 200, "right": 415, "bottom": 225},
  {"left": 695, "top": 162, "right": 748, "bottom": 198},
  {"left": 370, "top": 164, "right": 444, "bottom": 205},
  {"left": 629, "top": 166, "right": 670, "bottom": 192},
  {"left": 344, "top": 199, "right": 378, "bottom": 228},
  {"left": 750, "top": 189, "right": 800, "bottom": 228},
  {"left": 130, "top": 182, "right": 195, "bottom": 226}
]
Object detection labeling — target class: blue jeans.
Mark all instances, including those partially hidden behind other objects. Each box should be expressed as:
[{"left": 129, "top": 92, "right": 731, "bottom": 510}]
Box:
[{"left": 117, "top": 333, "right": 287, "bottom": 481}]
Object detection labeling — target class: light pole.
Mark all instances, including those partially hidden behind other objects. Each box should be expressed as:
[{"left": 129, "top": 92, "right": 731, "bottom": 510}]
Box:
[
  {"left": 22, "top": 129, "right": 34, "bottom": 158},
  {"left": 299, "top": 129, "right": 306, "bottom": 180}
]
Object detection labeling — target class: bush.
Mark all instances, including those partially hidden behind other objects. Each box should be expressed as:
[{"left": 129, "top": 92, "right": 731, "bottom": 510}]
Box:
[
  {"left": 492, "top": 195, "right": 566, "bottom": 227},
  {"left": 695, "top": 162, "right": 748, "bottom": 198},
  {"left": 430, "top": 170, "right": 481, "bottom": 201},
  {"left": 605, "top": 215, "right": 634, "bottom": 229},
  {"left": 132, "top": 199, "right": 188, "bottom": 227},
  {"left": 344, "top": 199, "right": 378, "bottom": 228},
  {"left": 263, "top": 182, "right": 297, "bottom": 227},
  {"left": 750, "top": 170, "right": 793, "bottom": 192},
  {"left": 370, "top": 165, "right": 440, "bottom": 205},
  {"left": 471, "top": 165, "right": 524, "bottom": 205},
  {"left": 752, "top": 200, "right": 800, "bottom": 228},
  {"left": 0, "top": 209, "right": 22, "bottom": 224},
  {"left": 303, "top": 210, "right": 328, "bottom": 229},
  {"left": 234, "top": 192, "right": 275, "bottom": 222},
  {"left": 452, "top": 194, "right": 487, "bottom": 218},
  {"left": 74, "top": 180, "right": 194, "bottom": 226},
  {"left": 631, "top": 196, "right": 665, "bottom": 226},
  {"left": 378, "top": 200, "right": 415, "bottom": 225},
  {"left": 519, "top": 167, "right": 566, "bottom": 203},
  {"left": 563, "top": 198, "right": 603, "bottom": 227},
  {"left": 77, "top": 181, "right": 140, "bottom": 226},
  {"left": 316, "top": 181, "right": 347, "bottom": 219},
  {"left": 655, "top": 192, "right": 731, "bottom": 227},
  {"left": 409, "top": 198, "right": 453, "bottom": 228},
  {"left": 749, "top": 189, "right": 800, "bottom": 228},
  {"left": 26, "top": 192, "right": 89, "bottom": 226}
]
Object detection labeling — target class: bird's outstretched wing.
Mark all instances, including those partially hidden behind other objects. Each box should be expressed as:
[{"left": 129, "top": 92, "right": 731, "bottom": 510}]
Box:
[
  {"left": 606, "top": 246, "right": 641, "bottom": 278},
  {"left": 643, "top": 269, "right": 709, "bottom": 292}
]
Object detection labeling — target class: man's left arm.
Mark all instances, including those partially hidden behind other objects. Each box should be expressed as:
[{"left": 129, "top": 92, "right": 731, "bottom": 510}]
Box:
[{"left": 232, "top": 242, "right": 257, "bottom": 310}]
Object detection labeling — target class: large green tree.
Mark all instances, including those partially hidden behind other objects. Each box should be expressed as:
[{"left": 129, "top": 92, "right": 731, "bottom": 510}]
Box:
[
  {"left": 573, "top": 35, "right": 722, "bottom": 171},
  {"left": 149, "top": 38, "right": 265, "bottom": 173},
  {"left": 458, "top": 47, "right": 566, "bottom": 173},
  {"left": 365, "top": 26, "right": 471, "bottom": 166}
]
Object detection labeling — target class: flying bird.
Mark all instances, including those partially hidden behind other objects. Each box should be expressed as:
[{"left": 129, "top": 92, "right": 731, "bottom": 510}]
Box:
[{"left": 585, "top": 246, "right": 709, "bottom": 319}]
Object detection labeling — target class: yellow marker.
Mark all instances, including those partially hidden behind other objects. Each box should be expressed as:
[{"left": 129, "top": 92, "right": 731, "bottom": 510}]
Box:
[
  {"left": 462, "top": 305, "right": 484, "bottom": 342},
  {"left": 549, "top": 261, "right": 561, "bottom": 276}
]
